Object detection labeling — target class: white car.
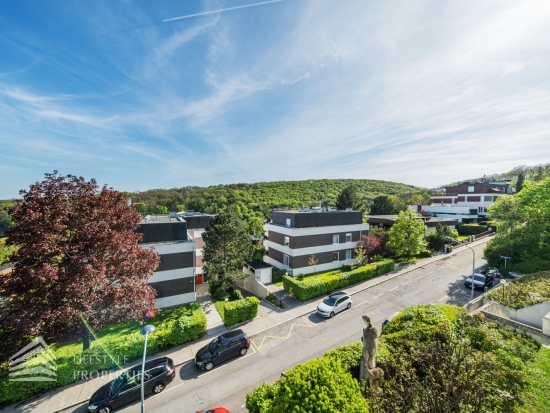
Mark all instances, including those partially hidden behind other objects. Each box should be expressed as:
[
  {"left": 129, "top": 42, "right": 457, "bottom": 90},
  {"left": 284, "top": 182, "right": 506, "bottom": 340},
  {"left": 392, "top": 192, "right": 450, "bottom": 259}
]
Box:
[{"left": 316, "top": 292, "right": 352, "bottom": 318}]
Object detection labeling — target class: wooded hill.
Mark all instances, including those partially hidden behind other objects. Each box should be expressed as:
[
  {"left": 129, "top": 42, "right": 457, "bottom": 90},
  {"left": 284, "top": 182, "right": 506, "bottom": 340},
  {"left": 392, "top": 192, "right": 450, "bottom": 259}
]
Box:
[{"left": 127, "top": 179, "right": 425, "bottom": 221}]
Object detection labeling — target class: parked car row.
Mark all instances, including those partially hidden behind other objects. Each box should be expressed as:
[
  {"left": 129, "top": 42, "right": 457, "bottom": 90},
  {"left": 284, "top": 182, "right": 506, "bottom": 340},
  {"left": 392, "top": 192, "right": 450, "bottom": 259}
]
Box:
[{"left": 87, "top": 329, "right": 250, "bottom": 413}]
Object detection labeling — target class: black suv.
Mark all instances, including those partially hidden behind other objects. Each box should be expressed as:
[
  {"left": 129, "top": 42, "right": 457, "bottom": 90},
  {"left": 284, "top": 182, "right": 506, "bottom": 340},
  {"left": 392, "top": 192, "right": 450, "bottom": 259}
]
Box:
[
  {"left": 464, "top": 273, "right": 494, "bottom": 291},
  {"left": 195, "top": 329, "right": 250, "bottom": 371},
  {"left": 88, "top": 357, "right": 175, "bottom": 413}
]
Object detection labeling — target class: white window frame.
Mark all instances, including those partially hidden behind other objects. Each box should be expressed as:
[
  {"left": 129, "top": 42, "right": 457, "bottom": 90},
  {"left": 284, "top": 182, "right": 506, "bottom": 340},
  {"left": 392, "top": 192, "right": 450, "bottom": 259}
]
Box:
[
  {"left": 283, "top": 254, "right": 290, "bottom": 266},
  {"left": 332, "top": 252, "right": 339, "bottom": 261},
  {"left": 285, "top": 218, "right": 291, "bottom": 227},
  {"left": 333, "top": 234, "right": 339, "bottom": 244},
  {"left": 345, "top": 250, "right": 352, "bottom": 260},
  {"left": 284, "top": 236, "right": 290, "bottom": 247},
  {"left": 468, "top": 186, "right": 474, "bottom": 192},
  {"left": 345, "top": 233, "right": 352, "bottom": 243},
  {"left": 484, "top": 196, "right": 492, "bottom": 202}
]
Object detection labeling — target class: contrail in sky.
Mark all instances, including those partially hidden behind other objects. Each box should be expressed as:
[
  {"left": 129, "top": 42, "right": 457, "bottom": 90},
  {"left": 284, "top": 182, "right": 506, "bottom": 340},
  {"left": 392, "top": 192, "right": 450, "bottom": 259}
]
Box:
[{"left": 163, "top": 0, "right": 284, "bottom": 23}]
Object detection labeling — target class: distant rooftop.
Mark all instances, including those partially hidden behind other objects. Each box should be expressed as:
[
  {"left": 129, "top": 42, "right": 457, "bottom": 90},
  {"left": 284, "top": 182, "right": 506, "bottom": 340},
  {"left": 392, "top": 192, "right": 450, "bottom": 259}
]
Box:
[
  {"left": 247, "top": 259, "right": 273, "bottom": 269},
  {"left": 140, "top": 211, "right": 213, "bottom": 224}
]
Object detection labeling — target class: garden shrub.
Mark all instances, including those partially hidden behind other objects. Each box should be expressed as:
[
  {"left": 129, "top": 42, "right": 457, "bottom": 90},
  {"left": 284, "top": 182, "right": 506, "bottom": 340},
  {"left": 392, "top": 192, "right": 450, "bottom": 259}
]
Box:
[
  {"left": 416, "top": 250, "right": 433, "bottom": 258},
  {"left": 457, "top": 223, "right": 488, "bottom": 235},
  {"left": 223, "top": 297, "right": 260, "bottom": 327},
  {"left": 324, "top": 341, "right": 362, "bottom": 378},
  {"left": 271, "top": 267, "right": 286, "bottom": 283},
  {"left": 485, "top": 270, "right": 550, "bottom": 309},
  {"left": 0, "top": 303, "right": 206, "bottom": 407},
  {"left": 245, "top": 357, "right": 369, "bottom": 413},
  {"left": 342, "top": 264, "right": 352, "bottom": 271},
  {"left": 510, "top": 259, "right": 550, "bottom": 275},
  {"left": 231, "top": 289, "right": 243, "bottom": 300},
  {"left": 283, "top": 259, "right": 394, "bottom": 301}
]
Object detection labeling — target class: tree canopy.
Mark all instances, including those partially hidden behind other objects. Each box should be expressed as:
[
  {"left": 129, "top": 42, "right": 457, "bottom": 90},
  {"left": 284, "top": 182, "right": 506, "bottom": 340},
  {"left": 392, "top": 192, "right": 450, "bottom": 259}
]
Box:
[
  {"left": 388, "top": 210, "right": 427, "bottom": 259},
  {"left": 336, "top": 185, "right": 362, "bottom": 210},
  {"left": 369, "top": 195, "right": 405, "bottom": 215},
  {"left": 0, "top": 172, "right": 159, "bottom": 357},
  {"left": 485, "top": 178, "right": 550, "bottom": 273},
  {"left": 202, "top": 206, "right": 254, "bottom": 279}
]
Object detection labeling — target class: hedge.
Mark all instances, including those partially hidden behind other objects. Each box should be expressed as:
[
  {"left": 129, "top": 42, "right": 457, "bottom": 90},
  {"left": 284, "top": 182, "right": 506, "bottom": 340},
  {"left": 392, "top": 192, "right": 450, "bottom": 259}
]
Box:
[
  {"left": 485, "top": 271, "right": 550, "bottom": 309},
  {"left": 271, "top": 267, "right": 286, "bottom": 283},
  {"left": 511, "top": 259, "right": 550, "bottom": 275},
  {"left": 223, "top": 297, "right": 260, "bottom": 327},
  {"left": 283, "top": 259, "right": 395, "bottom": 301},
  {"left": 457, "top": 223, "right": 488, "bottom": 236},
  {"left": 0, "top": 303, "right": 206, "bottom": 407}
]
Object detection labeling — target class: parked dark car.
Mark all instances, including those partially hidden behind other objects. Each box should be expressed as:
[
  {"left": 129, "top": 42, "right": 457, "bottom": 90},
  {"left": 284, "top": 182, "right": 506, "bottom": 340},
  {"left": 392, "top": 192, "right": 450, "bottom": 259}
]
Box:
[
  {"left": 464, "top": 273, "right": 494, "bottom": 290},
  {"left": 87, "top": 357, "right": 175, "bottom": 413},
  {"left": 195, "top": 329, "right": 250, "bottom": 371}
]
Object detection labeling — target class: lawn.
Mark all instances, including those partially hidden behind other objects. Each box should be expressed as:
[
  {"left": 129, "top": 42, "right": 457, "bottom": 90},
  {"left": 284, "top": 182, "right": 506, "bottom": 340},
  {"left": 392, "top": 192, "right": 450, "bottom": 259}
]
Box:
[
  {"left": 213, "top": 299, "right": 226, "bottom": 320},
  {"left": 457, "top": 235, "right": 469, "bottom": 241},
  {"left": 518, "top": 347, "right": 550, "bottom": 412}
]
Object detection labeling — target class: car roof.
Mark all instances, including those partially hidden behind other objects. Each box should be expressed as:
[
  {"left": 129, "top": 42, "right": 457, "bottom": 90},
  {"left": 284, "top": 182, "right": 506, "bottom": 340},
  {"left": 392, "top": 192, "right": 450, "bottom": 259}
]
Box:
[
  {"left": 221, "top": 329, "right": 244, "bottom": 339},
  {"left": 328, "top": 291, "right": 348, "bottom": 297},
  {"left": 128, "top": 357, "right": 171, "bottom": 373}
]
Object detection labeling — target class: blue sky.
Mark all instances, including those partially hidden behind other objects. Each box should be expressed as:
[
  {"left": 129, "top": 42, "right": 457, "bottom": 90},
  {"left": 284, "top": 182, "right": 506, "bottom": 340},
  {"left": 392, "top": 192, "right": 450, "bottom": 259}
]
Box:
[{"left": 1, "top": 0, "right": 549, "bottom": 198}]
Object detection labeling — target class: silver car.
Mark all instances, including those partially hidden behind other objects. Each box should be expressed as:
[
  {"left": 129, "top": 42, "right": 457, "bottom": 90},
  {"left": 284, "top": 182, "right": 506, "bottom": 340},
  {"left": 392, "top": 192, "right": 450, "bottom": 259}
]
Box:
[{"left": 317, "top": 292, "right": 352, "bottom": 318}]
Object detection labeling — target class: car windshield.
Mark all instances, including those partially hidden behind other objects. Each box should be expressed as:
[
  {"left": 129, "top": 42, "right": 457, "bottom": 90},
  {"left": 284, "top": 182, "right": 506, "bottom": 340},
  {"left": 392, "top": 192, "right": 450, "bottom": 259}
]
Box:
[
  {"left": 323, "top": 296, "right": 338, "bottom": 306},
  {"left": 209, "top": 338, "right": 219, "bottom": 352},
  {"left": 110, "top": 373, "right": 128, "bottom": 394},
  {"left": 470, "top": 275, "right": 486, "bottom": 282}
]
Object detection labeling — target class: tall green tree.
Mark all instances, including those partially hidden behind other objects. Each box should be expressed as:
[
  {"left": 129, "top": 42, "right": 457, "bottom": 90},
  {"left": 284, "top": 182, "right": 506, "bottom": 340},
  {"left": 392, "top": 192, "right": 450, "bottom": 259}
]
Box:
[
  {"left": 515, "top": 172, "right": 525, "bottom": 193},
  {"left": 369, "top": 195, "right": 404, "bottom": 215},
  {"left": 388, "top": 210, "right": 427, "bottom": 259},
  {"left": 485, "top": 178, "right": 550, "bottom": 271},
  {"left": 202, "top": 206, "right": 254, "bottom": 280},
  {"left": 336, "top": 185, "right": 361, "bottom": 210}
]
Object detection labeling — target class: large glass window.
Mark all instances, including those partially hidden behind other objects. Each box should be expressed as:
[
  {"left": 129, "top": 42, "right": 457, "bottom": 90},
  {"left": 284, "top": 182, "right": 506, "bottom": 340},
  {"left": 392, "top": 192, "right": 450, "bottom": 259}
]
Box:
[
  {"left": 484, "top": 196, "right": 492, "bottom": 202},
  {"left": 345, "top": 233, "right": 352, "bottom": 243},
  {"left": 333, "top": 234, "right": 339, "bottom": 244},
  {"left": 332, "top": 252, "right": 339, "bottom": 261},
  {"left": 345, "top": 250, "right": 352, "bottom": 260},
  {"left": 286, "top": 218, "right": 291, "bottom": 227},
  {"left": 468, "top": 186, "right": 474, "bottom": 192},
  {"left": 283, "top": 254, "right": 290, "bottom": 266},
  {"left": 284, "top": 236, "right": 289, "bottom": 246}
]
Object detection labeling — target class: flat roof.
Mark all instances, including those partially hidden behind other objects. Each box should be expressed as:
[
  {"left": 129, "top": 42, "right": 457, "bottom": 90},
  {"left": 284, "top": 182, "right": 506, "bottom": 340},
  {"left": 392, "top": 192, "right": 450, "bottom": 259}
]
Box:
[{"left": 247, "top": 259, "right": 273, "bottom": 269}]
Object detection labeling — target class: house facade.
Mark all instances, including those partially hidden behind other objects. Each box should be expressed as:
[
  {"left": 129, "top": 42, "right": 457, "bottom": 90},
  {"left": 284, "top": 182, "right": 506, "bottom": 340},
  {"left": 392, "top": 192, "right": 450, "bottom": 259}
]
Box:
[
  {"left": 263, "top": 208, "right": 369, "bottom": 276},
  {"left": 411, "top": 180, "right": 513, "bottom": 222}
]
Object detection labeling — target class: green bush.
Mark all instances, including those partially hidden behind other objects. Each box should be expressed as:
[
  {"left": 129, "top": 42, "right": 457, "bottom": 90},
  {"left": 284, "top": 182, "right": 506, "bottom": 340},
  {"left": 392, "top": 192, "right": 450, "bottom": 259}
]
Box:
[
  {"left": 0, "top": 303, "right": 206, "bottom": 407},
  {"left": 342, "top": 264, "right": 353, "bottom": 271},
  {"left": 283, "top": 259, "right": 394, "bottom": 301},
  {"left": 271, "top": 267, "right": 286, "bottom": 283},
  {"left": 511, "top": 259, "right": 550, "bottom": 274},
  {"left": 416, "top": 250, "right": 433, "bottom": 258},
  {"left": 223, "top": 297, "right": 260, "bottom": 327},
  {"left": 457, "top": 223, "right": 488, "bottom": 235},
  {"left": 324, "top": 341, "right": 362, "bottom": 378},
  {"left": 245, "top": 357, "right": 369, "bottom": 413},
  {"left": 485, "top": 270, "right": 550, "bottom": 309}
]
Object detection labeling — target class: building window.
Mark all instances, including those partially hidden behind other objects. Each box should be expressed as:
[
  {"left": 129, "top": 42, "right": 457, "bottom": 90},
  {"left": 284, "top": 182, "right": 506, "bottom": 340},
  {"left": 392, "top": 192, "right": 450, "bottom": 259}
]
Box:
[
  {"left": 333, "top": 234, "right": 339, "bottom": 244},
  {"left": 332, "top": 252, "right": 339, "bottom": 261},
  {"left": 285, "top": 218, "right": 291, "bottom": 227},
  {"left": 284, "top": 236, "right": 290, "bottom": 247},
  {"left": 468, "top": 186, "right": 474, "bottom": 192},
  {"left": 464, "top": 196, "right": 468, "bottom": 202},
  {"left": 484, "top": 196, "right": 492, "bottom": 202},
  {"left": 345, "top": 250, "right": 352, "bottom": 260},
  {"left": 283, "top": 254, "right": 290, "bottom": 266},
  {"left": 345, "top": 233, "right": 352, "bottom": 243}
]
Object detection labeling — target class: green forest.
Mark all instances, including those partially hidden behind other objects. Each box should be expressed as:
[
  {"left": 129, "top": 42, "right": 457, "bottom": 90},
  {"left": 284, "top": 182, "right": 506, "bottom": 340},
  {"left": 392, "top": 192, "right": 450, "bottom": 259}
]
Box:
[{"left": 126, "top": 178, "right": 425, "bottom": 221}]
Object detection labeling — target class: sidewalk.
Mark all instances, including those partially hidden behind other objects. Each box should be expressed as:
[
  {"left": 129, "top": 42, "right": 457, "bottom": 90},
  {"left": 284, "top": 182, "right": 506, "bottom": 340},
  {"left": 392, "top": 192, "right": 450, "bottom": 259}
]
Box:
[{"left": 1, "top": 237, "right": 491, "bottom": 413}]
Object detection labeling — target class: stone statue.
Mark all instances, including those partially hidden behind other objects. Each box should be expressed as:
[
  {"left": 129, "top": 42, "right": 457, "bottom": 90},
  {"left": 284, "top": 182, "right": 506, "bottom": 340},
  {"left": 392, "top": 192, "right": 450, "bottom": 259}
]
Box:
[{"left": 360, "top": 314, "right": 384, "bottom": 391}]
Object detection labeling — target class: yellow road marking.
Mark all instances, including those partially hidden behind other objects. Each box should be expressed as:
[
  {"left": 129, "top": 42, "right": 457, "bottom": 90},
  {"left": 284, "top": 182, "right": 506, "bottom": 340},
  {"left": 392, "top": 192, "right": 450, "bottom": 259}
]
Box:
[{"left": 251, "top": 317, "right": 313, "bottom": 352}]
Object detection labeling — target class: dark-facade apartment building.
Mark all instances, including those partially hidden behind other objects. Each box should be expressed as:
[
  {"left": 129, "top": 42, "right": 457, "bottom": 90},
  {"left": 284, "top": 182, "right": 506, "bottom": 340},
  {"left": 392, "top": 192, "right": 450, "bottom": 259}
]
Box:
[{"left": 263, "top": 208, "right": 369, "bottom": 276}]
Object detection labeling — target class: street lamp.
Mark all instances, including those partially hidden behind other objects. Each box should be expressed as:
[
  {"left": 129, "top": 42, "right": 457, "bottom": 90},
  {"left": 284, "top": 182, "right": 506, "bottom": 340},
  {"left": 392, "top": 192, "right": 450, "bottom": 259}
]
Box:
[
  {"left": 140, "top": 324, "right": 156, "bottom": 413},
  {"left": 501, "top": 256, "right": 511, "bottom": 273},
  {"left": 444, "top": 237, "right": 476, "bottom": 301}
]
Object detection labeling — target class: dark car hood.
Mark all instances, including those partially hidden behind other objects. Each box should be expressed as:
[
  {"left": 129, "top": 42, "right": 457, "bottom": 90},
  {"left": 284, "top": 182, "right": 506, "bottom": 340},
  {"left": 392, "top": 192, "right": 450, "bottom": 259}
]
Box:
[
  {"left": 196, "top": 345, "right": 213, "bottom": 361},
  {"left": 90, "top": 382, "right": 112, "bottom": 404}
]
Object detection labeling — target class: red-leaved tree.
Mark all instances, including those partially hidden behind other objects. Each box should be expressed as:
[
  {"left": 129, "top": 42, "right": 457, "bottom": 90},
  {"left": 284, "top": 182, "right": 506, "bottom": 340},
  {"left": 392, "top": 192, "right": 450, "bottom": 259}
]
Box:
[
  {"left": 0, "top": 172, "right": 159, "bottom": 356},
  {"left": 355, "top": 234, "right": 383, "bottom": 265}
]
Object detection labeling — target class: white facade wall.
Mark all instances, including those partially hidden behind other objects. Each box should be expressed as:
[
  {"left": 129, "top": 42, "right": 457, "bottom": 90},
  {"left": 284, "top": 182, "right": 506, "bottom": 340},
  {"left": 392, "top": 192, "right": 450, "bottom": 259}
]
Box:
[
  {"left": 496, "top": 301, "right": 550, "bottom": 329},
  {"left": 543, "top": 312, "right": 550, "bottom": 338}
]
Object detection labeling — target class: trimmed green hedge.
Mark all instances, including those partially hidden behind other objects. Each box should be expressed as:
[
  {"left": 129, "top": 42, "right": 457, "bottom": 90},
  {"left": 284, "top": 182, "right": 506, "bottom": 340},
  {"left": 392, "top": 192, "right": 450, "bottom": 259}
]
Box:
[
  {"left": 457, "top": 223, "right": 488, "bottom": 236},
  {"left": 271, "top": 267, "right": 286, "bottom": 283},
  {"left": 283, "top": 259, "right": 395, "bottom": 301},
  {"left": 223, "top": 297, "right": 260, "bottom": 327},
  {"left": 0, "top": 303, "right": 206, "bottom": 407}
]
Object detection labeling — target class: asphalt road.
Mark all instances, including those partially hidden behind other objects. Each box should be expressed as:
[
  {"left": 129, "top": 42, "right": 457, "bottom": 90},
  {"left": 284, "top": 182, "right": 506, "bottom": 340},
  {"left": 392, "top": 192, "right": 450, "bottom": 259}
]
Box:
[{"left": 66, "top": 243, "right": 489, "bottom": 413}]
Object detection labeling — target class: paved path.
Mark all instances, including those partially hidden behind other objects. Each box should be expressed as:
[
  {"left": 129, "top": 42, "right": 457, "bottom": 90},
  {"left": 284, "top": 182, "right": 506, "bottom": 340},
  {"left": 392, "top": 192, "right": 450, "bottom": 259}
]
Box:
[{"left": 1, "top": 237, "right": 492, "bottom": 413}]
